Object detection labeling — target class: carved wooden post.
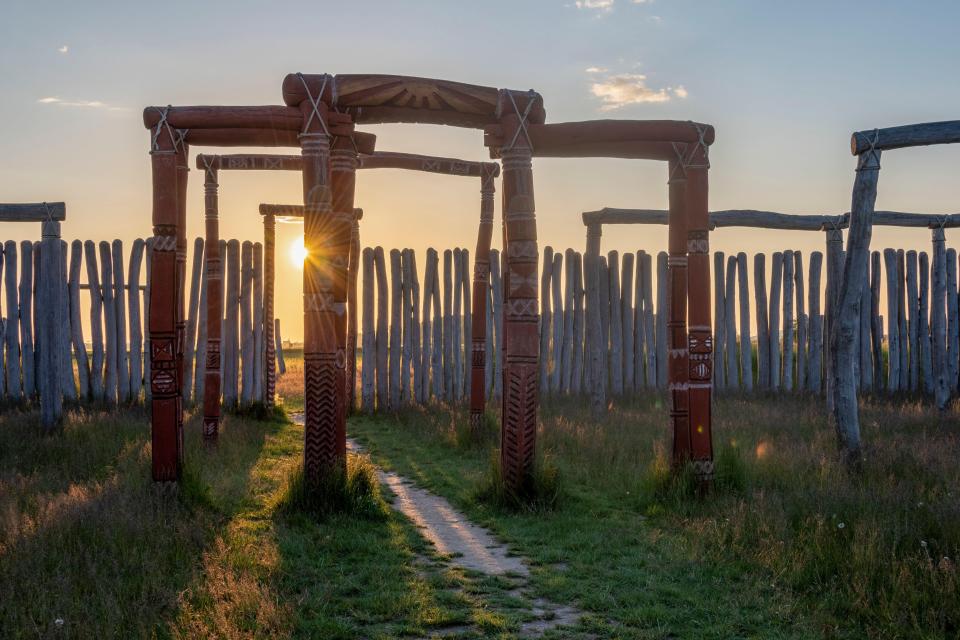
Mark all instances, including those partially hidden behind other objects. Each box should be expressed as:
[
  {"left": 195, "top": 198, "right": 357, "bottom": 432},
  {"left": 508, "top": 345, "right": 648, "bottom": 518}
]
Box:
[
  {"left": 194, "top": 240, "right": 206, "bottom": 404},
  {"left": 346, "top": 209, "right": 362, "bottom": 412},
  {"left": 262, "top": 210, "right": 276, "bottom": 406},
  {"left": 831, "top": 142, "right": 880, "bottom": 465},
  {"left": 497, "top": 90, "right": 541, "bottom": 491},
  {"left": 491, "top": 249, "right": 503, "bottom": 399},
  {"left": 201, "top": 159, "right": 222, "bottom": 438},
  {"left": 470, "top": 167, "right": 496, "bottom": 429},
  {"left": 298, "top": 76, "right": 348, "bottom": 481},
  {"left": 667, "top": 158, "right": 691, "bottom": 465}
]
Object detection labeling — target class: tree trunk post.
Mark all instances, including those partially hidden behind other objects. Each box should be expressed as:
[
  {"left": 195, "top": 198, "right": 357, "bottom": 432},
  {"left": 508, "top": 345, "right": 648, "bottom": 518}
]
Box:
[
  {"left": 737, "top": 252, "right": 752, "bottom": 392},
  {"left": 754, "top": 253, "right": 769, "bottom": 390},
  {"left": 201, "top": 160, "right": 222, "bottom": 438}
]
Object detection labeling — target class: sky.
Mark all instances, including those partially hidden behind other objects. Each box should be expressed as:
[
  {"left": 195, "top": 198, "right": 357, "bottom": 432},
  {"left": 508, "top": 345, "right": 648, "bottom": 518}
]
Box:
[{"left": 1, "top": 0, "right": 959, "bottom": 339}]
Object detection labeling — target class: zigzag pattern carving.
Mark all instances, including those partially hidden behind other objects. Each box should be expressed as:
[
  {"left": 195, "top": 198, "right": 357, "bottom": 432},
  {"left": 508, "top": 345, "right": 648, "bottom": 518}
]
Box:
[
  {"left": 303, "top": 356, "right": 343, "bottom": 483},
  {"left": 501, "top": 365, "right": 538, "bottom": 491}
]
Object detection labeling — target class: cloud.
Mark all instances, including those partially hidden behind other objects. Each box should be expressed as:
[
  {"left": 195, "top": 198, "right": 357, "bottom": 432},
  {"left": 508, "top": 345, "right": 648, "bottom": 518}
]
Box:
[
  {"left": 58, "top": 45, "right": 69, "bottom": 54},
  {"left": 589, "top": 73, "right": 688, "bottom": 110},
  {"left": 585, "top": 66, "right": 608, "bottom": 73},
  {"left": 576, "top": 0, "right": 614, "bottom": 12},
  {"left": 37, "top": 97, "right": 128, "bottom": 112}
]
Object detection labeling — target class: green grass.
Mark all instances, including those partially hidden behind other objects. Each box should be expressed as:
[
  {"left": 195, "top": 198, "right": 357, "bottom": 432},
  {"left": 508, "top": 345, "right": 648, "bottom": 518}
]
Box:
[{"left": 346, "top": 394, "right": 960, "bottom": 639}]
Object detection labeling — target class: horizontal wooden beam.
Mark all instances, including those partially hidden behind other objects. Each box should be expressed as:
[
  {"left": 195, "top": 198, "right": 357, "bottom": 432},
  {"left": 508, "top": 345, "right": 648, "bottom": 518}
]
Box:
[
  {"left": 583, "top": 208, "right": 960, "bottom": 230},
  {"left": 259, "top": 204, "right": 363, "bottom": 220},
  {"left": 0, "top": 202, "right": 66, "bottom": 222},
  {"left": 197, "top": 149, "right": 494, "bottom": 177},
  {"left": 851, "top": 120, "right": 960, "bottom": 155}
]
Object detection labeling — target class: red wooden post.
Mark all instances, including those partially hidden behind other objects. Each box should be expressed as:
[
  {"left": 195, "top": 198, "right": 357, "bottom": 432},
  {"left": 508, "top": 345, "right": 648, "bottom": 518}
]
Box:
[
  {"left": 148, "top": 111, "right": 183, "bottom": 481},
  {"left": 296, "top": 75, "right": 347, "bottom": 482},
  {"left": 175, "top": 139, "right": 189, "bottom": 458},
  {"left": 330, "top": 136, "right": 358, "bottom": 422},
  {"left": 497, "top": 90, "right": 542, "bottom": 491},
  {"left": 667, "top": 158, "right": 691, "bottom": 468},
  {"left": 470, "top": 165, "right": 497, "bottom": 431},
  {"left": 201, "top": 159, "right": 223, "bottom": 437}
]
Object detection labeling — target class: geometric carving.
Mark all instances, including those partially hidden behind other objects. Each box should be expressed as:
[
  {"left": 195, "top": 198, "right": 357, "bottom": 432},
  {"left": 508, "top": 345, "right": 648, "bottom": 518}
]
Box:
[
  {"left": 501, "top": 365, "right": 538, "bottom": 491},
  {"left": 205, "top": 341, "right": 221, "bottom": 369},
  {"left": 687, "top": 230, "right": 709, "bottom": 254},
  {"left": 507, "top": 240, "right": 538, "bottom": 259},
  {"left": 152, "top": 339, "right": 175, "bottom": 362},
  {"left": 505, "top": 299, "right": 538, "bottom": 317},
  {"left": 152, "top": 369, "right": 176, "bottom": 394}
]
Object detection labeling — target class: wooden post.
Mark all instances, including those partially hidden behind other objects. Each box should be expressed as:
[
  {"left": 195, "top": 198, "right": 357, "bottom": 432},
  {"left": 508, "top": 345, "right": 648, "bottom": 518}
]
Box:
[
  {"left": 491, "top": 248, "right": 503, "bottom": 399},
  {"left": 825, "top": 227, "right": 844, "bottom": 409},
  {"left": 38, "top": 220, "right": 63, "bottom": 429},
  {"left": 783, "top": 250, "right": 795, "bottom": 391},
  {"left": 584, "top": 229, "right": 600, "bottom": 406},
  {"left": 550, "top": 252, "right": 563, "bottom": 394},
  {"left": 713, "top": 252, "right": 726, "bottom": 390},
  {"left": 883, "top": 248, "right": 900, "bottom": 392},
  {"left": 599, "top": 257, "right": 610, "bottom": 394},
  {"left": 99, "top": 241, "right": 118, "bottom": 404},
  {"left": 656, "top": 251, "right": 668, "bottom": 389},
  {"left": 375, "top": 246, "right": 389, "bottom": 408},
  {"left": 906, "top": 250, "right": 920, "bottom": 393},
  {"left": 621, "top": 251, "right": 635, "bottom": 394},
  {"left": 830, "top": 145, "right": 880, "bottom": 466},
  {"left": 239, "top": 241, "right": 253, "bottom": 405},
  {"left": 562, "top": 248, "right": 576, "bottom": 394},
  {"left": 737, "top": 253, "right": 752, "bottom": 392},
  {"left": 410, "top": 249, "right": 422, "bottom": 405},
  {"left": 361, "top": 247, "right": 375, "bottom": 411},
  {"left": 469, "top": 165, "right": 495, "bottom": 423},
  {"left": 540, "top": 246, "right": 553, "bottom": 395},
  {"left": 870, "top": 251, "right": 883, "bottom": 392},
  {"left": 769, "top": 252, "right": 783, "bottom": 391},
  {"left": 485, "top": 264, "right": 494, "bottom": 399},
  {"left": 68, "top": 240, "right": 90, "bottom": 398},
  {"left": 59, "top": 241, "right": 76, "bottom": 401},
  {"left": 83, "top": 241, "right": 104, "bottom": 401},
  {"left": 572, "top": 251, "right": 585, "bottom": 395},
  {"left": 754, "top": 253, "right": 769, "bottom": 390},
  {"left": 262, "top": 211, "right": 276, "bottom": 406},
  {"left": 389, "top": 249, "right": 403, "bottom": 409},
  {"left": 643, "top": 252, "right": 656, "bottom": 389},
  {"left": 401, "top": 249, "right": 414, "bottom": 405},
  {"left": 633, "top": 251, "right": 645, "bottom": 391},
  {"left": 346, "top": 211, "right": 361, "bottom": 412},
  {"left": 932, "top": 228, "right": 949, "bottom": 407},
  {"left": 461, "top": 248, "right": 471, "bottom": 402},
  {"left": 201, "top": 160, "right": 222, "bottom": 438},
  {"left": 253, "top": 241, "right": 264, "bottom": 403},
  {"left": 607, "top": 251, "right": 624, "bottom": 396},
  {"left": 129, "top": 239, "right": 145, "bottom": 401},
  {"left": 443, "top": 248, "right": 453, "bottom": 402},
  {"left": 275, "top": 318, "right": 286, "bottom": 374},
  {"left": 794, "top": 251, "right": 807, "bottom": 392},
  {"left": 421, "top": 248, "right": 435, "bottom": 401},
  {"left": 111, "top": 240, "right": 129, "bottom": 402},
  {"left": 432, "top": 248, "right": 445, "bottom": 400},
  {"left": 919, "top": 252, "right": 932, "bottom": 395},
  {"left": 724, "top": 255, "right": 737, "bottom": 388},
  {"left": 857, "top": 258, "right": 872, "bottom": 392},
  {"left": 223, "top": 239, "right": 240, "bottom": 408},
  {"left": 667, "top": 160, "right": 690, "bottom": 463},
  {"left": 0, "top": 251, "right": 3, "bottom": 397},
  {"left": 194, "top": 239, "right": 206, "bottom": 405},
  {"left": 898, "top": 249, "right": 909, "bottom": 392},
  {"left": 452, "top": 248, "right": 463, "bottom": 402},
  {"left": 19, "top": 241, "right": 35, "bottom": 399},
  {"left": 33, "top": 242, "right": 40, "bottom": 398},
  {"left": 947, "top": 248, "right": 959, "bottom": 394},
  {"left": 807, "top": 252, "right": 824, "bottom": 393},
  {"left": 144, "top": 238, "right": 151, "bottom": 402},
  {"left": 183, "top": 237, "right": 203, "bottom": 404},
  {"left": 4, "top": 242, "right": 20, "bottom": 399}
]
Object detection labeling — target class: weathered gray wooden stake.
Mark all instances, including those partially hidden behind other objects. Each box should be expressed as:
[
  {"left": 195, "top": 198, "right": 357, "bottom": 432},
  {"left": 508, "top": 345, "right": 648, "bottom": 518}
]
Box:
[
  {"left": 620, "top": 251, "right": 635, "bottom": 394},
  {"left": 783, "top": 250, "right": 795, "bottom": 391},
  {"left": 807, "top": 251, "right": 824, "bottom": 393},
  {"left": 540, "top": 246, "right": 553, "bottom": 394},
  {"left": 389, "top": 248, "right": 403, "bottom": 409},
  {"left": 869, "top": 251, "right": 883, "bottom": 392},
  {"left": 252, "top": 242, "right": 264, "bottom": 403},
  {"left": 410, "top": 250, "right": 422, "bottom": 405},
  {"left": 883, "top": 248, "right": 900, "bottom": 392},
  {"left": 825, "top": 228, "right": 844, "bottom": 409},
  {"left": 374, "top": 246, "right": 390, "bottom": 407},
  {"left": 572, "top": 251, "right": 585, "bottom": 395},
  {"left": 431, "top": 248, "right": 446, "bottom": 400},
  {"left": 919, "top": 252, "right": 932, "bottom": 395},
  {"left": 361, "top": 247, "right": 375, "bottom": 411},
  {"left": 239, "top": 241, "right": 253, "bottom": 405},
  {"left": 562, "top": 248, "right": 576, "bottom": 394},
  {"left": 607, "top": 251, "right": 623, "bottom": 396},
  {"left": 642, "top": 252, "right": 655, "bottom": 389},
  {"left": 99, "top": 241, "right": 117, "bottom": 404},
  {"left": 550, "top": 252, "right": 564, "bottom": 393},
  {"left": 19, "top": 241, "right": 35, "bottom": 398},
  {"left": 655, "top": 252, "right": 668, "bottom": 389},
  {"left": 451, "top": 248, "right": 463, "bottom": 402},
  {"left": 585, "top": 248, "right": 605, "bottom": 415},
  {"left": 111, "top": 240, "right": 128, "bottom": 402},
  {"left": 442, "top": 248, "right": 453, "bottom": 403},
  {"left": 794, "top": 251, "right": 807, "bottom": 392},
  {"left": 460, "top": 248, "right": 471, "bottom": 401},
  {"left": 947, "top": 248, "right": 959, "bottom": 394},
  {"left": 769, "top": 252, "right": 783, "bottom": 391},
  {"left": 68, "top": 240, "right": 90, "bottom": 398},
  {"left": 129, "top": 239, "right": 145, "bottom": 400},
  {"left": 38, "top": 222, "right": 63, "bottom": 428},
  {"left": 737, "top": 252, "right": 752, "bottom": 392},
  {"left": 906, "top": 250, "right": 919, "bottom": 392},
  {"left": 274, "top": 318, "right": 286, "bottom": 374},
  {"left": 144, "top": 239, "right": 152, "bottom": 401},
  {"left": 4, "top": 241, "right": 20, "bottom": 399},
  {"left": 83, "top": 241, "right": 104, "bottom": 401},
  {"left": 754, "top": 253, "right": 769, "bottom": 390},
  {"left": 194, "top": 240, "right": 206, "bottom": 405},
  {"left": 599, "top": 256, "right": 610, "bottom": 394},
  {"left": 223, "top": 239, "right": 240, "bottom": 407},
  {"left": 724, "top": 254, "right": 737, "bottom": 388},
  {"left": 491, "top": 249, "right": 503, "bottom": 399},
  {"left": 183, "top": 237, "right": 203, "bottom": 403},
  {"left": 713, "top": 252, "right": 726, "bottom": 390},
  {"left": 632, "top": 251, "right": 644, "bottom": 391},
  {"left": 898, "top": 249, "right": 909, "bottom": 392},
  {"left": 59, "top": 241, "right": 76, "bottom": 401},
  {"left": 485, "top": 265, "right": 494, "bottom": 399},
  {"left": 401, "top": 249, "right": 414, "bottom": 405},
  {"left": 420, "top": 248, "right": 435, "bottom": 401}
]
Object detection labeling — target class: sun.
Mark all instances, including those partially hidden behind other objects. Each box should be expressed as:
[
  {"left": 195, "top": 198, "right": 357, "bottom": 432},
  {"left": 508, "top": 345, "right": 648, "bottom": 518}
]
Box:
[{"left": 289, "top": 235, "right": 308, "bottom": 267}]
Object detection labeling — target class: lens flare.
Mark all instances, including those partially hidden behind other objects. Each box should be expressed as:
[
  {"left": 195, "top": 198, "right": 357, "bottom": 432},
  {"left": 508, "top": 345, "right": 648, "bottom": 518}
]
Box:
[{"left": 290, "top": 235, "right": 308, "bottom": 267}]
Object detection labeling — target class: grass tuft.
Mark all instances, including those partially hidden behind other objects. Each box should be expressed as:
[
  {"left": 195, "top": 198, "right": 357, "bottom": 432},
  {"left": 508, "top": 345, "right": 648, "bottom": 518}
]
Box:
[
  {"left": 276, "top": 453, "right": 386, "bottom": 521},
  {"left": 472, "top": 450, "right": 563, "bottom": 513},
  {"left": 228, "top": 402, "right": 289, "bottom": 422}
]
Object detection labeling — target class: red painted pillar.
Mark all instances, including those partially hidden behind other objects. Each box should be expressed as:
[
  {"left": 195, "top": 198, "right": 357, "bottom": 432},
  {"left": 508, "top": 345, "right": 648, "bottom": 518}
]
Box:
[
  {"left": 470, "top": 166, "right": 497, "bottom": 431},
  {"left": 175, "top": 139, "right": 189, "bottom": 460},
  {"left": 297, "top": 77, "right": 346, "bottom": 482},
  {"left": 667, "top": 158, "right": 691, "bottom": 468},
  {"left": 201, "top": 160, "right": 223, "bottom": 438},
  {"left": 497, "top": 90, "right": 542, "bottom": 491},
  {"left": 330, "top": 137, "right": 357, "bottom": 425},
  {"left": 148, "top": 117, "right": 183, "bottom": 481},
  {"left": 685, "top": 143, "right": 714, "bottom": 485}
]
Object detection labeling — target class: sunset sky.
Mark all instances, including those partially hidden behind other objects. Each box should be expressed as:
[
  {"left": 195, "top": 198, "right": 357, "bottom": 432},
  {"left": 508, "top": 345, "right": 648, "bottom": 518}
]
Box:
[{"left": 2, "top": 1, "right": 959, "bottom": 339}]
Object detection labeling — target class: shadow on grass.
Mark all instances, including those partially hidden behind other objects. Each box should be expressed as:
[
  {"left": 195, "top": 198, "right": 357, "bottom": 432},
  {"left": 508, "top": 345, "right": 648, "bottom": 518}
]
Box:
[{"left": 0, "top": 406, "right": 280, "bottom": 637}]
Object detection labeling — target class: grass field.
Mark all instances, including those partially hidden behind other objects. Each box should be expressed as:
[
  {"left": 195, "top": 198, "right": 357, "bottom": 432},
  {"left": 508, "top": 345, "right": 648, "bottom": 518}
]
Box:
[{"left": 2, "top": 353, "right": 958, "bottom": 638}]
